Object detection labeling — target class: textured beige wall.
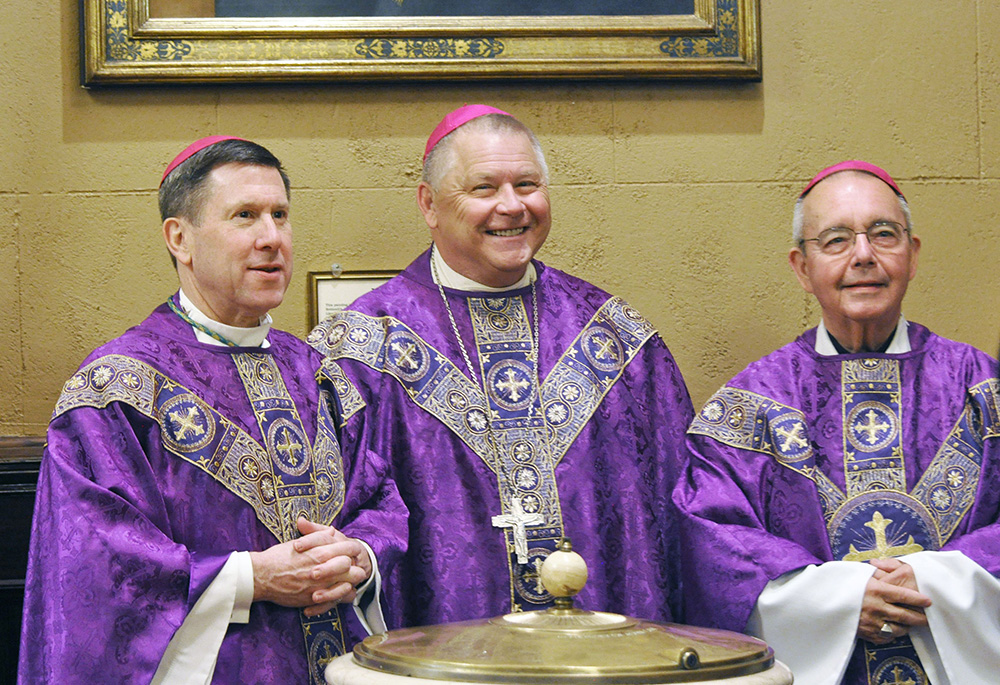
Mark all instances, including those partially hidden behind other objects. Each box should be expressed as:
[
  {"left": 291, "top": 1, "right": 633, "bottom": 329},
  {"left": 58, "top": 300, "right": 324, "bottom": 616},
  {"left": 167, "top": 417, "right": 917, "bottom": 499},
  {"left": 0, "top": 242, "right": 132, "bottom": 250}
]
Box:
[{"left": 2, "top": 1, "right": 999, "bottom": 435}]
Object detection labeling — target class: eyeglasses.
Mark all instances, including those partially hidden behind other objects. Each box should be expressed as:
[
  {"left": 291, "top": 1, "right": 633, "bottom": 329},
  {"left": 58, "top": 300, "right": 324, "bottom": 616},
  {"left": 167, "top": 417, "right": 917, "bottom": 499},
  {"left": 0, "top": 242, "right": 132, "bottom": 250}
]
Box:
[{"left": 799, "top": 221, "right": 910, "bottom": 256}]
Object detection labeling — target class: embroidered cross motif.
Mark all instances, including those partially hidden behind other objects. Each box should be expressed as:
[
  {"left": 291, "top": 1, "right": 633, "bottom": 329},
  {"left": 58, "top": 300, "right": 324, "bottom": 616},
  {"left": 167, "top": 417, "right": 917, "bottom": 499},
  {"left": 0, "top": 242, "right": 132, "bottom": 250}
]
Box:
[
  {"left": 593, "top": 335, "right": 618, "bottom": 361},
  {"left": 492, "top": 497, "right": 544, "bottom": 564},
  {"left": 856, "top": 409, "right": 891, "bottom": 445},
  {"left": 884, "top": 666, "right": 916, "bottom": 685},
  {"left": 275, "top": 427, "right": 304, "bottom": 465},
  {"left": 170, "top": 407, "right": 205, "bottom": 440},
  {"left": 520, "top": 556, "right": 547, "bottom": 596},
  {"left": 843, "top": 511, "right": 924, "bottom": 561},
  {"left": 317, "top": 642, "right": 337, "bottom": 670},
  {"left": 391, "top": 341, "right": 420, "bottom": 370},
  {"left": 495, "top": 368, "right": 531, "bottom": 402},
  {"left": 775, "top": 422, "right": 808, "bottom": 451}
]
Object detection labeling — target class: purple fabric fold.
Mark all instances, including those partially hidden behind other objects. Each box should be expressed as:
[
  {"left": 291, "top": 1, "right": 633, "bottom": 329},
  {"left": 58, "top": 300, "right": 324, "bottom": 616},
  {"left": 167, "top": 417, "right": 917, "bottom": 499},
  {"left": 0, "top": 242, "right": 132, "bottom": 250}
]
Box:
[
  {"left": 310, "top": 250, "right": 694, "bottom": 628},
  {"left": 19, "top": 300, "right": 408, "bottom": 683},
  {"left": 676, "top": 323, "right": 1000, "bottom": 683}
]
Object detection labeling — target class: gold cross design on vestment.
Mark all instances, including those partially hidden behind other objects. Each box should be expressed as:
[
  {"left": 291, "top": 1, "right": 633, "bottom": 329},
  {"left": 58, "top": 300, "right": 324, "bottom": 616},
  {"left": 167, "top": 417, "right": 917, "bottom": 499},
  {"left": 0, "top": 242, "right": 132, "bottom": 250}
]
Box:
[
  {"left": 495, "top": 368, "right": 531, "bottom": 402},
  {"left": 594, "top": 335, "right": 618, "bottom": 361},
  {"left": 317, "top": 642, "right": 337, "bottom": 670},
  {"left": 170, "top": 407, "right": 205, "bottom": 440},
  {"left": 391, "top": 341, "right": 419, "bottom": 370},
  {"left": 857, "top": 409, "right": 890, "bottom": 445},
  {"left": 775, "top": 422, "right": 808, "bottom": 451},
  {"left": 843, "top": 511, "right": 924, "bottom": 561},
  {"left": 492, "top": 497, "right": 544, "bottom": 564},
  {"left": 520, "top": 556, "right": 547, "bottom": 596},
  {"left": 275, "top": 427, "right": 304, "bottom": 466},
  {"left": 884, "top": 665, "right": 916, "bottom": 685}
]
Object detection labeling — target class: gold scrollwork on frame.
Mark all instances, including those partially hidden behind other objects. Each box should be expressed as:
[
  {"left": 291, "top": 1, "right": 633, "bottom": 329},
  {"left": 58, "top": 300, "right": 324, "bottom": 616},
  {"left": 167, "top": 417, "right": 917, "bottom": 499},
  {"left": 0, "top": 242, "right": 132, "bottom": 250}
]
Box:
[{"left": 82, "top": 0, "right": 761, "bottom": 84}]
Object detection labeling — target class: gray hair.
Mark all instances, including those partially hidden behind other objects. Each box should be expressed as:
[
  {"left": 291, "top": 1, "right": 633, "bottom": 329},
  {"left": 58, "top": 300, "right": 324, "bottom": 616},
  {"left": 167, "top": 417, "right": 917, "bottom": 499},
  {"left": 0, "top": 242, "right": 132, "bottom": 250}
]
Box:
[
  {"left": 422, "top": 113, "right": 549, "bottom": 190},
  {"left": 792, "top": 176, "right": 913, "bottom": 246}
]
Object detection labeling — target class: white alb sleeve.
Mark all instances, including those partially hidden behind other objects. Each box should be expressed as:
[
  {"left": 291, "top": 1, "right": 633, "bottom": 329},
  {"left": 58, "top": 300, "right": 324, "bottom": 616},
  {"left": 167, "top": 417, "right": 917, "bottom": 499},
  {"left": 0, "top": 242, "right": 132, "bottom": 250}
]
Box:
[
  {"left": 746, "top": 562, "right": 875, "bottom": 685},
  {"left": 150, "top": 551, "right": 252, "bottom": 685},
  {"left": 903, "top": 550, "right": 1000, "bottom": 684},
  {"left": 351, "top": 539, "right": 386, "bottom": 635}
]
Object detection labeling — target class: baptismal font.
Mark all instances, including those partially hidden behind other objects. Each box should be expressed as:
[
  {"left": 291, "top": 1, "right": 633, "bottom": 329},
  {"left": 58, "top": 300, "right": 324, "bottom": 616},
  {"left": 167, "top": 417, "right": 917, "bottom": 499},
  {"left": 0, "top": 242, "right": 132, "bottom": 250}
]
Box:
[{"left": 326, "top": 539, "right": 793, "bottom": 684}]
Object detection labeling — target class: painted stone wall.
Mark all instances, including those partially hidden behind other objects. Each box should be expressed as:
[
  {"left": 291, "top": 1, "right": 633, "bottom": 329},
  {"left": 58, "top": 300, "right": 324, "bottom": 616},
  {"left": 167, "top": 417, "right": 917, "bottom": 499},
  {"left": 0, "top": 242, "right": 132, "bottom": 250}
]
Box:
[{"left": 2, "top": 1, "right": 999, "bottom": 435}]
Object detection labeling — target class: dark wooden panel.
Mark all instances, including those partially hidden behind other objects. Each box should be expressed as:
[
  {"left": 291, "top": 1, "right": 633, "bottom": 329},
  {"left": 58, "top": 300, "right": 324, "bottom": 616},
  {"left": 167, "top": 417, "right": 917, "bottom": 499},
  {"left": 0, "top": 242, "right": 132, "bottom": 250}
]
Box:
[{"left": 0, "top": 436, "right": 43, "bottom": 683}]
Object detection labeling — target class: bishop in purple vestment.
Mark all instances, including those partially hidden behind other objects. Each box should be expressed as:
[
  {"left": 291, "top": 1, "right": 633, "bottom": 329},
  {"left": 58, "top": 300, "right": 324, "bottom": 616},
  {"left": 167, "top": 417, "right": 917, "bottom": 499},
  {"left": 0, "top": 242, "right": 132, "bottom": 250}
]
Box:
[
  {"left": 309, "top": 106, "right": 694, "bottom": 628},
  {"left": 19, "top": 138, "right": 407, "bottom": 685},
  {"left": 676, "top": 161, "right": 1000, "bottom": 684}
]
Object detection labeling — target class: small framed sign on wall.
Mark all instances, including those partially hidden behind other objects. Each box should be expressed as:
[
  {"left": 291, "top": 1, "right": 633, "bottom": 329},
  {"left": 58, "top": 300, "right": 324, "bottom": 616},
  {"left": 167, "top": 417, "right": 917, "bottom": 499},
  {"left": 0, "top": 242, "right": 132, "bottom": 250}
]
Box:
[{"left": 307, "top": 270, "right": 398, "bottom": 329}]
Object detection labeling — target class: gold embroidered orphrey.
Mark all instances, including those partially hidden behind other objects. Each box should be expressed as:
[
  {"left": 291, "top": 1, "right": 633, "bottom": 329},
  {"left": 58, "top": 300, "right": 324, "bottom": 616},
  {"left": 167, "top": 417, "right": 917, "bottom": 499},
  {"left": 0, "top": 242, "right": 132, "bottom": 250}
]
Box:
[
  {"left": 56, "top": 351, "right": 349, "bottom": 685},
  {"left": 689, "top": 357, "right": 1000, "bottom": 685},
  {"left": 311, "top": 293, "right": 657, "bottom": 609}
]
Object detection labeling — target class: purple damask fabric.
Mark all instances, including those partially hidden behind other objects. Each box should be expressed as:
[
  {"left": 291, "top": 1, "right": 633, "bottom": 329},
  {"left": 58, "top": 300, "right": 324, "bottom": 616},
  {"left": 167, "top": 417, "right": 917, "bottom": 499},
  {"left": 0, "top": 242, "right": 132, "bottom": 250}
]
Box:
[
  {"left": 18, "top": 298, "right": 408, "bottom": 684},
  {"left": 309, "top": 249, "right": 694, "bottom": 629},
  {"left": 676, "top": 323, "right": 1000, "bottom": 683}
]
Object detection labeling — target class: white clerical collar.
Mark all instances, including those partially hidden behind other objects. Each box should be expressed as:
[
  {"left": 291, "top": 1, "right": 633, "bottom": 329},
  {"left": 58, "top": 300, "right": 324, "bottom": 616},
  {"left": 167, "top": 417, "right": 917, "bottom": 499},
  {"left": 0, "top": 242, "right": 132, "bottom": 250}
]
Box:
[
  {"left": 178, "top": 289, "right": 272, "bottom": 348},
  {"left": 431, "top": 244, "right": 536, "bottom": 292},
  {"left": 815, "top": 317, "right": 910, "bottom": 356}
]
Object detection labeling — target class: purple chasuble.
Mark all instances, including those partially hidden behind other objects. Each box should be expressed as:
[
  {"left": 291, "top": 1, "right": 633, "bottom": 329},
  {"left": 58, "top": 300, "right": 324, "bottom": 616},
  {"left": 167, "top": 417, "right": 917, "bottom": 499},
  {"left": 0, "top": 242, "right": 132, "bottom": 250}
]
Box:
[
  {"left": 18, "top": 298, "right": 408, "bottom": 684},
  {"left": 309, "top": 249, "right": 694, "bottom": 628},
  {"left": 677, "top": 323, "right": 1000, "bottom": 685}
]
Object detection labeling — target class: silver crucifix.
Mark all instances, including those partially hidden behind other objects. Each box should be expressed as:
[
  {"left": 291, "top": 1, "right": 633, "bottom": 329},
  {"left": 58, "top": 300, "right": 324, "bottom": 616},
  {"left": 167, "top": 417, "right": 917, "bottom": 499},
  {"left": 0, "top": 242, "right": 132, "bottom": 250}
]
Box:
[{"left": 492, "top": 497, "right": 544, "bottom": 564}]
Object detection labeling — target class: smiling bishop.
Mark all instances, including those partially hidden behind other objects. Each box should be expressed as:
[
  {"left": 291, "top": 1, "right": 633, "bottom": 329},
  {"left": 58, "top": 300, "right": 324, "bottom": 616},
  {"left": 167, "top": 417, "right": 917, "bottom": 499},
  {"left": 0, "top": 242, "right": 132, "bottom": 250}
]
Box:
[
  {"left": 309, "top": 105, "right": 694, "bottom": 629},
  {"left": 677, "top": 160, "right": 1000, "bottom": 685}
]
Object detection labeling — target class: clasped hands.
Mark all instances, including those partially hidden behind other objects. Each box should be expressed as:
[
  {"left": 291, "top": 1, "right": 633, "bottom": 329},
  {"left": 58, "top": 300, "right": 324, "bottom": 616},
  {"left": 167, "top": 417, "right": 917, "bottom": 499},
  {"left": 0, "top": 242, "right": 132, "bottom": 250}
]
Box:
[
  {"left": 250, "top": 517, "right": 372, "bottom": 618},
  {"left": 857, "top": 558, "right": 932, "bottom": 644}
]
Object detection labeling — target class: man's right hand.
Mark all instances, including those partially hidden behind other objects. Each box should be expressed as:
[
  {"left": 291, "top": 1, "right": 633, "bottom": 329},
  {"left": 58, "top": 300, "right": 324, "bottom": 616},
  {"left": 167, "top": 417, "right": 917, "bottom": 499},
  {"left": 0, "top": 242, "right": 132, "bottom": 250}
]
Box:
[{"left": 249, "top": 517, "right": 370, "bottom": 617}]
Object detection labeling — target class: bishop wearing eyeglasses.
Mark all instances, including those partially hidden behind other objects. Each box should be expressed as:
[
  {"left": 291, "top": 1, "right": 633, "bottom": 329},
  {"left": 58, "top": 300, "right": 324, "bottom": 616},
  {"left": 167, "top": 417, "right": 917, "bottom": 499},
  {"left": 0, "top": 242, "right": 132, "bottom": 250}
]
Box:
[{"left": 676, "top": 161, "right": 1000, "bottom": 684}]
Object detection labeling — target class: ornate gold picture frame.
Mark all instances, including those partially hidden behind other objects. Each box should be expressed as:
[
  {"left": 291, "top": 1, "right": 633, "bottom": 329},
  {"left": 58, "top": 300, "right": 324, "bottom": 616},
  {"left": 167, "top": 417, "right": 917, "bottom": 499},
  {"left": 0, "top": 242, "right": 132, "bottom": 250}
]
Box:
[
  {"left": 82, "top": 0, "right": 760, "bottom": 84},
  {"left": 307, "top": 270, "right": 399, "bottom": 330}
]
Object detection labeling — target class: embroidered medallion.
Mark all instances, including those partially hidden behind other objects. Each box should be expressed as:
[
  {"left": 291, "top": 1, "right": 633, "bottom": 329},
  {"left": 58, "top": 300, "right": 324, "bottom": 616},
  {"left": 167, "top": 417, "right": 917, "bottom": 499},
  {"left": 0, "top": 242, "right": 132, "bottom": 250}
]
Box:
[
  {"left": 513, "top": 547, "right": 554, "bottom": 605},
  {"left": 312, "top": 293, "right": 657, "bottom": 613},
  {"left": 691, "top": 359, "right": 1000, "bottom": 685},
  {"left": 56, "top": 352, "right": 349, "bottom": 684},
  {"left": 160, "top": 394, "right": 216, "bottom": 453},
  {"left": 864, "top": 642, "right": 928, "bottom": 685},
  {"left": 828, "top": 492, "right": 934, "bottom": 562},
  {"left": 385, "top": 331, "right": 431, "bottom": 382}
]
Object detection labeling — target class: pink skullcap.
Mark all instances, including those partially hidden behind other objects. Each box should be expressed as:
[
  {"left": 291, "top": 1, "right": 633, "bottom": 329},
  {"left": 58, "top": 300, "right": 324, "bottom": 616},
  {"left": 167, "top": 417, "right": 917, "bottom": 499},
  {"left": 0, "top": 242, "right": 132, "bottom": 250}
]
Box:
[
  {"left": 161, "top": 135, "right": 247, "bottom": 186},
  {"left": 800, "top": 160, "right": 904, "bottom": 200},
  {"left": 424, "top": 105, "right": 512, "bottom": 161}
]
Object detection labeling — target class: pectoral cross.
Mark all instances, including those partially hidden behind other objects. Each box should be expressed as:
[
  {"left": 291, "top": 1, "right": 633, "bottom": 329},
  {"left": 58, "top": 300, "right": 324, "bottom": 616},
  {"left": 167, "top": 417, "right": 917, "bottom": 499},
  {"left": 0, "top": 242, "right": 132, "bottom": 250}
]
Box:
[
  {"left": 843, "top": 510, "right": 924, "bottom": 562},
  {"left": 492, "top": 497, "right": 544, "bottom": 564}
]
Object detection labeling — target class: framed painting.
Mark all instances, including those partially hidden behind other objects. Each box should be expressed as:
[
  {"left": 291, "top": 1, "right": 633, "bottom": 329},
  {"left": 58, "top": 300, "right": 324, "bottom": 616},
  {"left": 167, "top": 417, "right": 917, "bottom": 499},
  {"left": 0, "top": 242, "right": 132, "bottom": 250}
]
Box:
[
  {"left": 81, "top": 0, "right": 761, "bottom": 84},
  {"left": 307, "top": 270, "right": 398, "bottom": 329}
]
